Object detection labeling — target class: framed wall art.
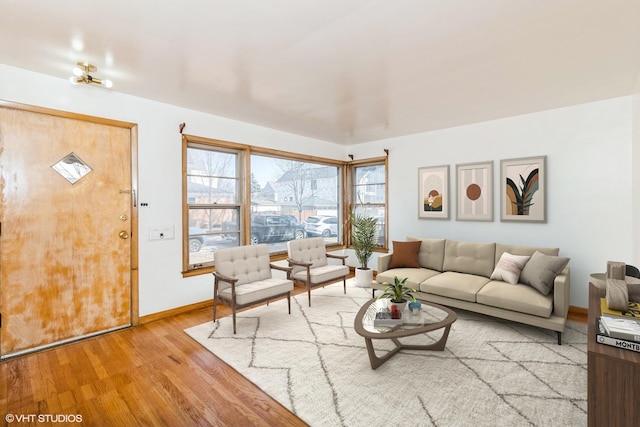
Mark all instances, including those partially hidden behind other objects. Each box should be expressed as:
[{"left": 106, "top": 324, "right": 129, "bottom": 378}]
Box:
[
  {"left": 500, "top": 156, "right": 546, "bottom": 222},
  {"left": 418, "top": 165, "right": 449, "bottom": 219},
  {"left": 456, "top": 161, "right": 493, "bottom": 221}
]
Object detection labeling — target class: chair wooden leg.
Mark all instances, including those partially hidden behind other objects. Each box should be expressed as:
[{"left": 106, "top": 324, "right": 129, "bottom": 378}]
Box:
[
  {"left": 287, "top": 292, "right": 291, "bottom": 314},
  {"left": 213, "top": 281, "right": 219, "bottom": 322},
  {"left": 308, "top": 283, "right": 312, "bottom": 307},
  {"left": 232, "top": 307, "right": 237, "bottom": 334},
  {"left": 232, "top": 288, "right": 237, "bottom": 334},
  {"left": 343, "top": 278, "right": 346, "bottom": 294}
]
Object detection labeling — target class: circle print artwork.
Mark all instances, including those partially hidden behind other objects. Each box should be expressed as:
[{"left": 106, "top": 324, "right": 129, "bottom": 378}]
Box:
[
  {"left": 466, "top": 183, "right": 481, "bottom": 201},
  {"left": 456, "top": 162, "right": 492, "bottom": 221}
]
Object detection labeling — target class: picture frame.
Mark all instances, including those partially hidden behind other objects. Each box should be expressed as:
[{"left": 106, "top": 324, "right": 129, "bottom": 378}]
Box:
[
  {"left": 500, "top": 156, "right": 546, "bottom": 222},
  {"left": 418, "top": 165, "right": 449, "bottom": 219},
  {"left": 456, "top": 161, "right": 493, "bottom": 221}
]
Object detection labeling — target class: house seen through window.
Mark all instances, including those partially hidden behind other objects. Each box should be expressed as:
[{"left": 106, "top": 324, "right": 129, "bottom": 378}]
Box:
[{"left": 250, "top": 154, "right": 341, "bottom": 248}]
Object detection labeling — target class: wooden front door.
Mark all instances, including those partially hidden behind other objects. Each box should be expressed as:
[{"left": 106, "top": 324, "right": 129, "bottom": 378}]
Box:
[{"left": 0, "top": 104, "right": 135, "bottom": 357}]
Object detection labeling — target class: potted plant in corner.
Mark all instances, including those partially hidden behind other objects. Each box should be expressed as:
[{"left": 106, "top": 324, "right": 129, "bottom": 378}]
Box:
[
  {"left": 350, "top": 209, "right": 378, "bottom": 287},
  {"left": 377, "top": 276, "right": 417, "bottom": 312}
]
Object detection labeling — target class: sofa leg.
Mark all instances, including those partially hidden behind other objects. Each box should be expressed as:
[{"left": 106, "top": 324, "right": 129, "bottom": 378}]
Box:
[{"left": 557, "top": 331, "right": 562, "bottom": 345}]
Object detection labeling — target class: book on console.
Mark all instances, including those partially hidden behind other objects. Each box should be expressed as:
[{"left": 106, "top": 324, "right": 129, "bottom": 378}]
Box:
[
  {"left": 596, "top": 318, "right": 640, "bottom": 354},
  {"left": 600, "top": 298, "right": 640, "bottom": 321},
  {"left": 599, "top": 316, "right": 640, "bottom": 342}
]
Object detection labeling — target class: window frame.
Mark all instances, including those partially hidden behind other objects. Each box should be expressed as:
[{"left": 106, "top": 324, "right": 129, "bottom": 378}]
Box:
[
  {"left": 182, "top": 135, "right": 248, "bottom": 274},
  {"left": 182, "top": 135, "right": 347, "bottom": 276},
  {"left": 346, "top": 156, "right": 389, "bottom": 252}
]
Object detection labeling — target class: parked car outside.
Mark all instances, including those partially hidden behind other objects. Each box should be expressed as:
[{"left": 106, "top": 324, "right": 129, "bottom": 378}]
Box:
[
  {"left": 304, "top": 215, "right": 338, "bottom": 238},
  {"left": 221, "top": 220, "right": 240, "bottom": 241},
  {"left": 250, "top": 214, "right": 306, "bottom": 244},
  {"left": 189, "top": 227, "right": 215, "bottom": 252}
]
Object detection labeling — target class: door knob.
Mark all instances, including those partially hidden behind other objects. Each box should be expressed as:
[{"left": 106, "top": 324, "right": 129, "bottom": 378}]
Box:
[{"left": 119, "top": 231, "right": 129, "bottom": 239}]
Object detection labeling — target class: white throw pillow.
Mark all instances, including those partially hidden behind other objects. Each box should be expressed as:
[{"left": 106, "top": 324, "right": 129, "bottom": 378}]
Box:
[{"left": 490, "top": 252, "right": 531, "bottom": 285}]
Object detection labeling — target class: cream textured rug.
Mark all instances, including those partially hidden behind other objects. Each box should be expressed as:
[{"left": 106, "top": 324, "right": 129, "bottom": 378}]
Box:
[{"left": 185, "top": 281, "right": 587, "bottom": 427}]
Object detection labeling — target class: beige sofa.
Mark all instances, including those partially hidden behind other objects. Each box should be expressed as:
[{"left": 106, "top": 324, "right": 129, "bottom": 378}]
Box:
[{"left": 373, "top": 237, "right": 571, "bottom": 344}]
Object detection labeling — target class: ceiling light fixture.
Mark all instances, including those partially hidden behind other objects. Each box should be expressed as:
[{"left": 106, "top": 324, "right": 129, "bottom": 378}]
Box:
[{"left": 69, "top": 62, "right": 113, "bottom": 88}]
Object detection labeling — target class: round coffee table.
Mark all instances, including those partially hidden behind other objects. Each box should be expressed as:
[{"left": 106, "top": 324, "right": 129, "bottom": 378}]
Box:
[{"left": 354, "top": 298, "right": 457, "bottom": 369}]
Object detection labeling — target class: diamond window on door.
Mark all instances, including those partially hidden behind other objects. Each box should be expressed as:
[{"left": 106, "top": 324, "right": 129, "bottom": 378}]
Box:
[{"left": 52, "top": 152, "right": 92, "bottom": 184}]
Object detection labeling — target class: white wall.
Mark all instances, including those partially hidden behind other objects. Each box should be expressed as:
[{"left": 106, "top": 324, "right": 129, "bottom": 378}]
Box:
[
  {"left": 349, "top": 96, "right": 636, "bottom": 308},
  {"left": 0, "top": 64, "right": 347, "bottom": 316},
  {"left": 633, "top": 94, "right": 640, "bottom": 268},
  {"left": 2, "top": 64, "right": 636, "bottom": 312}
]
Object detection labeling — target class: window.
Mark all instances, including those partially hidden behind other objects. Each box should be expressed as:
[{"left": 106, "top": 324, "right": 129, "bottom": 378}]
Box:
[
  {"left": 251, "top": 154, "right": 341, "bottom": 247},
  {"left": 349, "top": 158, "right": 388, "bottom": 249},
  {"left": 184, "top": 139, "right": 243, "bottom": 271},
  {"left": 183, "top": 135, "right": 344, "bottom": 274}
]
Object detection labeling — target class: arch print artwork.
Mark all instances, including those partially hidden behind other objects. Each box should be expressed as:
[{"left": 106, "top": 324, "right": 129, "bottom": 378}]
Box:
[
  {"left": 500, "top": 156, "right": 546, "bottom": 222},
  {"left": 418, "top": 165, "right": 449, "bottom": 219}
]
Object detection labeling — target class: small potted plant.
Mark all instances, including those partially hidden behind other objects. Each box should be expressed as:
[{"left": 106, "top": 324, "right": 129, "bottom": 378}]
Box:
[
  {"left": 377, "top": 276, "right": 417, "bottom": 311},
  {"left": 350, "top": 209, "right": 378, "bottom": 287}
]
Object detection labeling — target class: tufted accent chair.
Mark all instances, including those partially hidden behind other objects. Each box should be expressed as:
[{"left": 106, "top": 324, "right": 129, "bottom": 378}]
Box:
[
  {"left": 287, "top": 237, "right": 349, "bottom": 306},
  {"left": 213, "top": 244, "right": 293, "bottom": 334}
]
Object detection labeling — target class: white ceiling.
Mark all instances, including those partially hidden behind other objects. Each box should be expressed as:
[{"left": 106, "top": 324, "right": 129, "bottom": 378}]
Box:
[{"left": 2, "top": 0, "right": 640, "bottom": 145}]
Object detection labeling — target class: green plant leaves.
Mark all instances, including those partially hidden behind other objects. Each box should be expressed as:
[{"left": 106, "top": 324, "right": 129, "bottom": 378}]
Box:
[{"left": 351, "top": 211, "right": 378, "bottom": 269}]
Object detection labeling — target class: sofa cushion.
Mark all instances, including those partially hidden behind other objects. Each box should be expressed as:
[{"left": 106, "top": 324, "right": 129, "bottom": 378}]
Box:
[
  {"left": 388, "top": 240, "right": 422, "bottom": 269},
  {"left": 477, "top": 281, "right": 553, "bottom": 318},
  {"left": 407, "top": 237, "right": 446, "bottom": 271},
  {"left": 519, "top": 251, "right": 570, "bottom": 296},
  {"left": 421, "top": 271, "right": 490, "bottom": 302},
  {"left": 490, "top": 252, "right": 531, "bottom": 285},
  {"left": 376, "top": 268, "right": 440, "bottom": 290},
  {"left": 442, "top": 240, "right": 496, "bottom": 278},
  {"left": 494, "top": 243, "right": 559, "bottom": 267}
]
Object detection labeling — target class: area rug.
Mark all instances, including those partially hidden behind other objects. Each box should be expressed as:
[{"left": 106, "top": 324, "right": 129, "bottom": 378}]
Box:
[{"left": 185, "top": 281, "right": 588, "bottom": 427}]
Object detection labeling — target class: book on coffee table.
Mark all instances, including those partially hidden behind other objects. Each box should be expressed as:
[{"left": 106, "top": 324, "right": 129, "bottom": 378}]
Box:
[{"left": 373, "top": 311, "right": 403, "bottom": 326}]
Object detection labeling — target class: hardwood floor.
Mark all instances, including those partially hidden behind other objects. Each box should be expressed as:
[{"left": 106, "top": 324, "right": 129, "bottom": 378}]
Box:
[
  {"left": 0, "top": 295, "right": 308, "bottom": 426},
  {"left": 0, "top": 280, "right": 586, "bottom": 427}
]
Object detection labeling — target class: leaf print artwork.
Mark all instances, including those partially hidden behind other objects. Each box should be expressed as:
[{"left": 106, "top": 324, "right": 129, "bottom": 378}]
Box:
[{"left": 505, "top": 168, "right": 539, "bottom": 215}]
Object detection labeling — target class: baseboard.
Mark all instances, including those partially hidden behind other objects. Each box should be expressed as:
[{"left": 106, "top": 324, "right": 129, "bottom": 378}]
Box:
[
  {"left": 567, "top": 305, "right": 588, "bottom": 324},
  {"left": 139, "top": 300, "right": 213, "bottom": 325}
]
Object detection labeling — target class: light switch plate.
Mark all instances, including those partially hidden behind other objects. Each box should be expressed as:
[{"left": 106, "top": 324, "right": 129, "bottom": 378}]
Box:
[{"left": 149, "top": 225, "right": 175, "bottom": 240}]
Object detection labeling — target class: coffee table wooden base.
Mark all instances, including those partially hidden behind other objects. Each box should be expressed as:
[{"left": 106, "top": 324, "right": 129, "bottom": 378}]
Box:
[
  {"left": 354, "top": 298, "right": 457, "bottom": 370},
  {"left": 363, "top": 324, "right": 452, "bottom": 370}
]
